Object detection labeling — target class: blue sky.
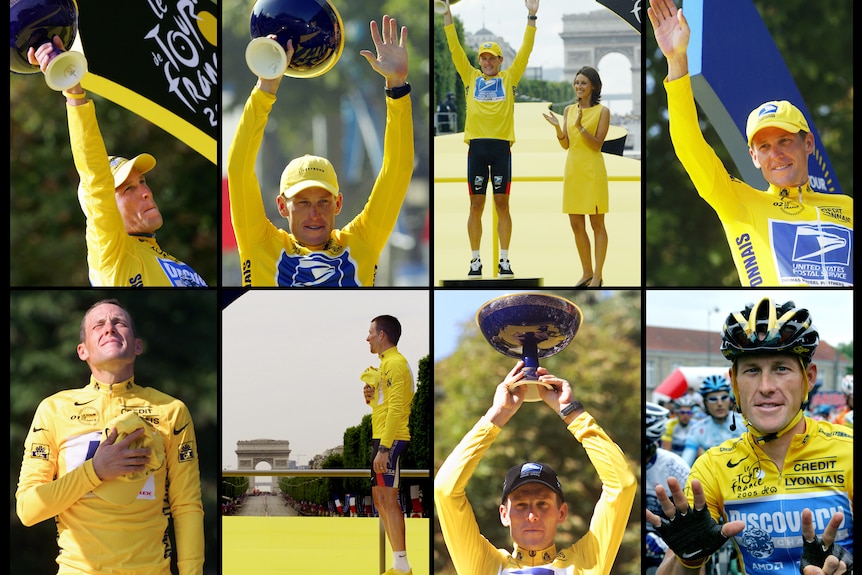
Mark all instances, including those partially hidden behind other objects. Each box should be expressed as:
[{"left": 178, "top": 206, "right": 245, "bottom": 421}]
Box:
[
  {"left": 433, "top": 290, "right": 528, "bottom": 361},
  {"left": 434, "top": 289, "right": 854, "bottom": 363}
]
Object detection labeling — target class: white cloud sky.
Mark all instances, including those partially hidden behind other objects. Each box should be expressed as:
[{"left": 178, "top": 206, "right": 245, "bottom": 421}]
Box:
[{"left": 222, "top": 290, "right": 430, "bottom": 471}]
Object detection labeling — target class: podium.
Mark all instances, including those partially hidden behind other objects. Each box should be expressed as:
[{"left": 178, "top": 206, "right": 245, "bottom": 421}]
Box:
[{"left": 440, "top": 277, "right": 543, "bottom": 287}]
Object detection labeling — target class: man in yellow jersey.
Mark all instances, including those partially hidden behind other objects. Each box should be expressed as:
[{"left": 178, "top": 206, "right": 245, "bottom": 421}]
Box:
[
  {"left": 227, "top": 15, "right": 413, "bottom": 287},
  {"left": 16, "top": 299, "right": 204, "bottom": 574},
  {"left": 435, "top": 360, "right": 636, "bottom": 575},
  {"left": 646, "top": 297, "right": 853, "bottom": 575},
  {"left": 648, "top": 0, "right": 853, "bottom": 287},
  {"left": 28, "top": 38, "right": 208, "bottom": 287},
  {"left": 363, "top": 315, "right": 415, "bottom": 575},
  {"left": 441, "top": 0, "right": 540, "bottom": 278}
]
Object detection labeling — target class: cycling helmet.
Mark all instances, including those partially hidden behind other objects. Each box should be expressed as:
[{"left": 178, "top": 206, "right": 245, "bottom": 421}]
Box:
[
  {"left": 675, "top": 393, "right": 701, "bottom": 408},
  {"left": 720, "top": 298, "right": 819, "bottom": 363},
  {"left": 645, "top": 402, "right": 670, "bottom": 442},
  {"left": 841, "top": 375, "right": 853, "bottom": 395},
  {"left": 721, "top": 298, "right": 818, "bottom": 444},
  {"left": 700, "top": 374, "right": 731, "bottom": 396}
]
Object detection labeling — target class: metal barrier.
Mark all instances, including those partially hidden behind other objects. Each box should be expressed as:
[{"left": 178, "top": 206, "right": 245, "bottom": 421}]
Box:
[
  {"left": 435, "top": 111, "right": 457, "bottom": 134},
  {"left": 222, "top": 469, "right": 430, "bottom": 574}
]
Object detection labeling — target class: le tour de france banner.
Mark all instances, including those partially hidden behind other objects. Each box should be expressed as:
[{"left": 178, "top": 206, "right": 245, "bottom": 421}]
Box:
[
  {"left": 73, "top": 0, "right": 218, "bottom": 164},
  {"left": 597, "top": 0, "right": 642, "bottom": 34}
]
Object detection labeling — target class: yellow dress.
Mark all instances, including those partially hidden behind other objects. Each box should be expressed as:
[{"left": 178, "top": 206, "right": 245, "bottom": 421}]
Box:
[{"left": 562, "top": 104, "right": 609, "bottom": 214}]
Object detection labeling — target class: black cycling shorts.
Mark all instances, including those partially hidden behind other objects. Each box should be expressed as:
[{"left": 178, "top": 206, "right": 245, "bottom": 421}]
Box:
[{"left": 467, "top": 138, "right": 511, "bottom": 195}]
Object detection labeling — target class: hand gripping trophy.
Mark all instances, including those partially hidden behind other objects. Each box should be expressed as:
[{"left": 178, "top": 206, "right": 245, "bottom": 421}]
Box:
[
  {"left": 434, "top": 0, "right": 461, "bottom": 15},
  {"left": 10, "top": 0, "right": 88, "bottom": 91},
  {"left": 245, "top": 0, "right": 345, "bottom": 79},
  {"left": 477, "top": 293, "right": 583, "bottom": 402}
]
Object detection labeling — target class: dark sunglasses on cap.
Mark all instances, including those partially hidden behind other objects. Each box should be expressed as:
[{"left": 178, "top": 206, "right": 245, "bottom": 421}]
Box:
[{"left": 706, "top": 394, "right": 731, "bottom": 403}]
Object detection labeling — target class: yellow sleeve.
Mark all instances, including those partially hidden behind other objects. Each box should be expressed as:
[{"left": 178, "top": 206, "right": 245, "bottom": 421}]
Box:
[
  {"left": 444, "top": 23, "right": 477, "bottom": 86},
  {"left": 15, "top": 399, "right": 102, "bottom": 527},
  {"left": 227, "top": 87, "right": 281, "bottom": 252},
  {"left": 665, "top": 74, "right": 741, "bottom": 210},
  {"left": 68, "top": 101, "right": 130, "bottom": 282},
  {"left": 344, "top": 95, "right": 414, "bottom": 256},
  {"left": 570, "top": 413, "right": 638, "bottom": 575},
  {"left": 379, "top": 353, "right": 414, "bottom": 447},
  {"left": 166, "top": 403, "right": 205, "bottom": 575},
  {"left": 433, "top": 418, "right": 507, "bottom": 575}
]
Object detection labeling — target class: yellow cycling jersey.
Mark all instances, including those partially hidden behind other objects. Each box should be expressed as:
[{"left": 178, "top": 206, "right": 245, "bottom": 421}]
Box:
[
  {"left": 686, "top": 417, "right": 853, "bottom": 575},
  {"left": 444, "top": 23, "right": 535, "bottom": 144},
  {"left": 227, "top": 88, "right": 413, "bottom": 286},
  {"left": 16, "top": 376, "right": 204, "bottom": 575},
  {"left": 666, "top": 75, "right": 853, "bottom": 287},
  {"left": 435, "top": 414, "right": 636, "bottom": 575},
  {"left": 69, "top": 102, "right": 207, "bottom": 287},
  {"left": 369, "top": 346, "right": 414, "bottom": 447}
]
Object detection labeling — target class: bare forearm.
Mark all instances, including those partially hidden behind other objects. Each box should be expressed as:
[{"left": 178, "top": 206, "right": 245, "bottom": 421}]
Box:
[
  {"left": 667, "top": 53, "right": 688, "bottom": 82},
  {"left": 657, "top": 550, "right": 703, "bottom": 575},
  {"left": 485, "top": 405, "right": 516, "bottom": 428}
]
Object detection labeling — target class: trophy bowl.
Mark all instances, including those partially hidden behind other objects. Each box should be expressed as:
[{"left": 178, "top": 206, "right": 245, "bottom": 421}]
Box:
[
  {"left": 10, "top": 0, "right": 88, "bottom": 91},
  {"left": 476, "top": 293, "right": 583, "bottom": 402},
  {"left": 433, "top": 0, "right": 461, "bottom": 15},
  {"left": 247, "top": 0, "right": 344, "bottom": 79}
]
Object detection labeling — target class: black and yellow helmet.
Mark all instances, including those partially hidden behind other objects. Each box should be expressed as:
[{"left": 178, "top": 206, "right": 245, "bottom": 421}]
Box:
[{"left": 720, "top": 298, "right": 819, "bottom": 364}]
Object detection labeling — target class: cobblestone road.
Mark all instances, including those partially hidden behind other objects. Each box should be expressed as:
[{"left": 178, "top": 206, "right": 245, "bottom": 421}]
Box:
[{"left": 235, "top": 494, "right": 299, "bottom": 516}]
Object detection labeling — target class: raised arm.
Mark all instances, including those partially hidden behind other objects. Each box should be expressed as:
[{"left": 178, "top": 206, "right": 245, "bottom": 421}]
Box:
[
  {"left": 359, "top": 15, "right": 408, "bottom": 89},
  {"left": 647, "top": 0, "right": 690, "bottom": 81}
]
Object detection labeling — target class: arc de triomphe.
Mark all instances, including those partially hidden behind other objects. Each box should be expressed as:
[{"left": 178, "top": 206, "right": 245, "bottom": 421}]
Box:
[
  {"left": 236, "top": 439, "right": 291, "bottom": 493},
  {"left": 560, "top": 9, "right": 641, "bottom": 114}
]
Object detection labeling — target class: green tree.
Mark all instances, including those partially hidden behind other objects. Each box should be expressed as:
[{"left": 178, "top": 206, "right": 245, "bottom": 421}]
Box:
[
  {"left": 404, "top": 355, "right": 432, "bottom": 517},
  {"left": 406, "top": 355, "right": 432, "bottom": 470},
  {"left": 343, "top": 420, "right": 369, "bottom": 498},
  {"left": 433, "top": 16, "right": 466, "bottom": 133},
  {"left": 519, "top": 79, "right": 575, "bottom": 111},
  {"left": 434, "top": 291, "right": 641, "bottom": 575},
  {"left": 835, "top": 343, "right": 853, "bottom": 375}
]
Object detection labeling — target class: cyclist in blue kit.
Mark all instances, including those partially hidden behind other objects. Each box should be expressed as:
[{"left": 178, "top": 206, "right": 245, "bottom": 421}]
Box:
[
  {"left": 662, "top": 394, "right": 699, "bottom": 457},
  {"left": 680, "top": 375, "right": 744, "bottom": 466}
]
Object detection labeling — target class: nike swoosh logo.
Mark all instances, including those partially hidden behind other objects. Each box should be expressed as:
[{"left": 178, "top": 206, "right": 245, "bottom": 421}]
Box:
[
  {"left": 682, "top": 550, "right": 703, "bottom": 559},
  {"left": 33, "top": 427, "right": 47, "bottom": 432},
  {"left": 727, "top": 456, "right": 749, "bottom": 468},
  {"left": 174, "top": 422, "right": 190, "bottom": 435},
  {"left": 74, "top": 399, "right": 96, "bottom": 406}
]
